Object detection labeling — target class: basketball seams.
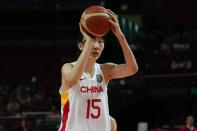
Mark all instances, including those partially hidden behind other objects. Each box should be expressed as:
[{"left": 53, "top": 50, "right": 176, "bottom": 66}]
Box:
[
  {"left": 81, "top": 18, "right": 110, "bottom": 36},
  {"left": 81, "top": 17, "right": 110, "bottom": 28},
  {"left": 83, "top": 13, "right": 110, "bottom": 20}
]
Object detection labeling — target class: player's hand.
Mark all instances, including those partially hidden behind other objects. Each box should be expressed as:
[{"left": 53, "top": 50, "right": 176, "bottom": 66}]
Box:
[
  {"left": 79, "top": 23, "right": 92, "bottom": 41},
  {"left": 79, "top": 23, "right": 98, "bottom": 44},
  {"left": 107, "top": 9, "right": 123, "bottom": 37}
]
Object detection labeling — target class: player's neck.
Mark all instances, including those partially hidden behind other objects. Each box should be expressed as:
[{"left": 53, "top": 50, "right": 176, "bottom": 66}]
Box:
[{"left": 84, "top": 61, "right": 96, "bottom": 77}]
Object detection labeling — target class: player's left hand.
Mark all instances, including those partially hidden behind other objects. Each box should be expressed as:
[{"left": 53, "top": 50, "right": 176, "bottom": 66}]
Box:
[{"left": 107, "top": 9, "right": 123, "bottom": 37}]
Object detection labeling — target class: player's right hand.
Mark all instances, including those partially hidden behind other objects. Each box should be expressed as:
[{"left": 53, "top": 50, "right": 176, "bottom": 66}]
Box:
[{"left": 79, "top": 23, "right": 99, "bottom": 45}]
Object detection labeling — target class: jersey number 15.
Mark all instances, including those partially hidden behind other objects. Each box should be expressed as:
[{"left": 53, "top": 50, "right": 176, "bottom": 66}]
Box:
[{"left": 86, "top": 99, "right": 101, "bottom": 119}]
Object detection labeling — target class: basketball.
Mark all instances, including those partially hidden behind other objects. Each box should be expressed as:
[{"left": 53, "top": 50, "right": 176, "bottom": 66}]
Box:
[{"left": 80, "top": 5, "right": 111, "bottom": 37}]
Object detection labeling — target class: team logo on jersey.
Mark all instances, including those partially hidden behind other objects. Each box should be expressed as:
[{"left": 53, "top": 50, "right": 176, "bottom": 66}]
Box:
[{"left": 96, "top": 74, "right": 103, "bottom": 83}]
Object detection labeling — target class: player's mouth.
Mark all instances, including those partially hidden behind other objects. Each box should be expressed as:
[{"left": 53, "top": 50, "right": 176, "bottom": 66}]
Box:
[{"left": 91, "top": 51, "right": 100, "bottom": 57}]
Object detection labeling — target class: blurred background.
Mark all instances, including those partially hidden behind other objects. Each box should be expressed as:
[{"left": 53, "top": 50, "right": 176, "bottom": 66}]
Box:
[{"left": 0, "top": 0, "right": 197, "bottom": 131}]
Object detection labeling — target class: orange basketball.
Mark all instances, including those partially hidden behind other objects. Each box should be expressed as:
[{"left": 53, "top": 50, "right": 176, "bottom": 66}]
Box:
[{"left": 80, "top": 5, "right": 111, "bottom": 37}]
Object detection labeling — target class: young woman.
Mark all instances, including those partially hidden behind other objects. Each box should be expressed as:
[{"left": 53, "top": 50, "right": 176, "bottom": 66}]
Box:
[{"left": 59, "top": 9, "right": 138, "bottom": 131}]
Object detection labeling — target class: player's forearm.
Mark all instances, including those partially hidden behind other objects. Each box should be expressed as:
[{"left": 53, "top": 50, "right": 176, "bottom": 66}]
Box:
[
  {"left": 117, "top": 34, "right": 138, "bottom": 74},
  {"left": 69, "top": 41, "right": 93, "bottom": 81}
]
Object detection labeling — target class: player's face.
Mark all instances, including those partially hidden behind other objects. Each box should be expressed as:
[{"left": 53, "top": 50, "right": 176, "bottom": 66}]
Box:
[
  {"left": 79, "top": 37, "right": 104, "bottom": 60},
  {"left": 89, "top": 38, "right": 104, "bottom": 60}
]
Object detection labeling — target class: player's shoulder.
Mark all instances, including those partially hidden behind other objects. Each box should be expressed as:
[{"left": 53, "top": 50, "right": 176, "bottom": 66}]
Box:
[{"left": 61, "top": 63, "right": 74, "bottom": 72}]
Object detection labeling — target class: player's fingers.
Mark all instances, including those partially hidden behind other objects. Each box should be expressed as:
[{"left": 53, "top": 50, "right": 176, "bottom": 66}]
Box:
[
  {"left": 79, "top": 23, "right": 93, "bottom": 40},
  {"left": 107, "top": 9, "right": 116, "bottom": 16},
  {"left": 107, "top": 9, "right": 117, "bottom": 18},
  {"left": 109, "top": 20, "right": 118, "bottom": 31},
  {"left": 79, "top": 23, "right": 83, "bottom": 33},
  {"left": 79, "top": 23, "right": 86, "bottom": 35},
  {"left": 107, "top": 11, "right": 113, "bottom": 18},
  {"left": 109, "top": 19, "right": 116, "bottom": 25},
  {"left": 107, "top": 10, "right": 118, "bottom": 23},
  {"left": 107, "top": 12, "right": 116, "bottom": 22}
]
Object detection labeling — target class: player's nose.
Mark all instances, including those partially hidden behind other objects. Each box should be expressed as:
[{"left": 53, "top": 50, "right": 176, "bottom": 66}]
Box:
[{"left": 94, "top": 42, "right": 99, "bottom": 48}]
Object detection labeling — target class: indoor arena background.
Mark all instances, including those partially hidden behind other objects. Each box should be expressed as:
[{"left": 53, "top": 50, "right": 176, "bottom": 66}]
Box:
[{"left": 0, "top": 0, "right": 197, "bottom": 131}]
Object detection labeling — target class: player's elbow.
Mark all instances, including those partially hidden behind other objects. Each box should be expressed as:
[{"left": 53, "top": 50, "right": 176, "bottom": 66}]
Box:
[
  {"left": 134, "top": 65, "right": 138, "bottom": 73},
  {"left": 66, "top": 78, "right": 78, "bottom": 86},
  {"left": 129, "top": 65, "right": 138, "bottom": 75},
  {"left": 63, "top": 75, "right": 78, "bottom": 86}
]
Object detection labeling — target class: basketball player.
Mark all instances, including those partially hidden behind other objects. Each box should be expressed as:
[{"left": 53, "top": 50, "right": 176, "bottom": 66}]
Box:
[{"left": 59, "top": 9, "right": 138, "bottom": 131}]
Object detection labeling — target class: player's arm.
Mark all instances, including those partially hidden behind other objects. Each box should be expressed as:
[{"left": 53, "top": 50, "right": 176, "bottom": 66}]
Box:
[
  {"left": 61, "top": 24, "right": 95, "bottom": 89},
  {"left": 101, "top": 9, "right": 138, "bottom": 84}
]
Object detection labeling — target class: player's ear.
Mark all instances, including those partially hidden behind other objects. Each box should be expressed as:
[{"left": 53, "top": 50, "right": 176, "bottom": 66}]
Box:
[{"left": 78, "top": 42, "right": 83, "bottom": 51}]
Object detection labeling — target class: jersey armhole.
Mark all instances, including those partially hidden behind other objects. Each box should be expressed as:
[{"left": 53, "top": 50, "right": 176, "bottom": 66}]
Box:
[
  {"left": 98, "top": 64, "right": 108, "bottom": 86},
  {"left": 59, "top": 86, "right": 67, "bottom": 94}
]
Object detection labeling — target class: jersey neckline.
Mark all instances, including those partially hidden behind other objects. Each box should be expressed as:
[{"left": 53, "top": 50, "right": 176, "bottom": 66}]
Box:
[{"left": 83, "top": 63, "right": 97, "bottom": 80}]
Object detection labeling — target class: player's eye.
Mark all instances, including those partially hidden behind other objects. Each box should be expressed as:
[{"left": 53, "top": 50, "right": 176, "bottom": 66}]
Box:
[
  {"left": 82, "top": 40, "right": 86, "bottom": 44},
  {"left": 99, "top": 40, "right": 104, "bottom": 43}
]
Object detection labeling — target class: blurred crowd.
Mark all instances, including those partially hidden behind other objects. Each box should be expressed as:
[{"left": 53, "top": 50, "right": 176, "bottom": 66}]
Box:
[{"left": 133, "top": 25, "right": 197, "bottom": 53}]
